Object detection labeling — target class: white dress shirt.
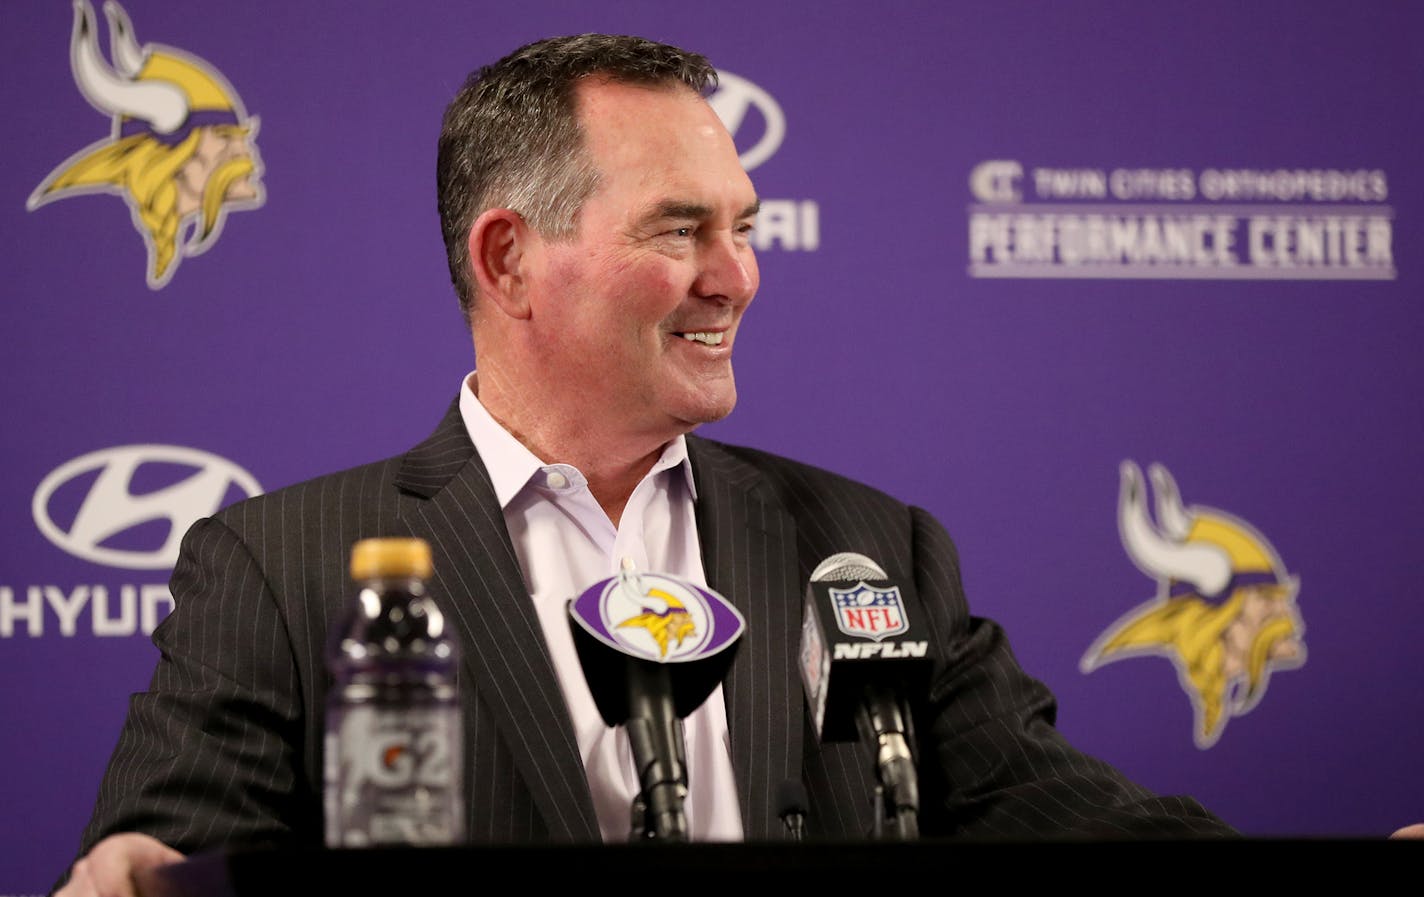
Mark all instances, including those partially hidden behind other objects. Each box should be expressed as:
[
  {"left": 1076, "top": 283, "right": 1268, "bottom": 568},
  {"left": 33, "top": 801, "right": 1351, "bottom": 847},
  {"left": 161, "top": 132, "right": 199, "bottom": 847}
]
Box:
[{"left": 458, "top": 373, "right": 744, "bottom": 842}]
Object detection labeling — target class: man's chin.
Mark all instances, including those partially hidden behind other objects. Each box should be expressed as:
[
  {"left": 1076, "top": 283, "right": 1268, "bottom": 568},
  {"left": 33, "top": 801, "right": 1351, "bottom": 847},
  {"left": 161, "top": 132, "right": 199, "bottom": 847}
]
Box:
[
  {"left": 660, "top": 375, "right": 736, "bottom": 422},
  {"left": 669, "top": 398, "right": 737, "bottom": 433}
]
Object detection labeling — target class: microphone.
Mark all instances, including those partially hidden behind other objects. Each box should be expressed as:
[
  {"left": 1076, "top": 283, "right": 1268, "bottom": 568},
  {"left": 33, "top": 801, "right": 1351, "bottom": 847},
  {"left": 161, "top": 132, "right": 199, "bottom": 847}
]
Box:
[
  {"left": 776, "top": 778, "right": 809, "bottom": 841},
  {"left": 798, "top": 552, "right": 932, "bottom": 840},
  {"left": 568, "top": 559, "right": 745, "bottom": 842}
]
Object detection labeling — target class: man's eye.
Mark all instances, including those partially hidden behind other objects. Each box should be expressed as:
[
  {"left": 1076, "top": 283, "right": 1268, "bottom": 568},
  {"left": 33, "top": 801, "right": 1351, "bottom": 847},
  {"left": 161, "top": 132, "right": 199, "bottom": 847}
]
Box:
[{"left": 670, "top": 226, "right": 693, "bottom": 238}]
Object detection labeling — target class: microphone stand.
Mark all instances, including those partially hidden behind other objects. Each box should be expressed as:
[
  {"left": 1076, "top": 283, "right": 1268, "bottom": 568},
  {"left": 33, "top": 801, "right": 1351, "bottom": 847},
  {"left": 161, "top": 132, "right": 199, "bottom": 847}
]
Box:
[
  {"left": 625, "top": 659, "right": 690, "bottom": 842},
  {"left": 858, "top": 684, "right": 920, "bottom": 840},
  {"left": 776, "top": 779, "right": 809, "bottom": 842}
]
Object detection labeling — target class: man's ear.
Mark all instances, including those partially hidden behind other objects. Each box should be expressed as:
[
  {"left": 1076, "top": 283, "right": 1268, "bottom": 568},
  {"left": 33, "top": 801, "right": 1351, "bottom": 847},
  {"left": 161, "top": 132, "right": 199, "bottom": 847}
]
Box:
[{"left": 468, "top": 208, "right": 534, "bottom": 320}]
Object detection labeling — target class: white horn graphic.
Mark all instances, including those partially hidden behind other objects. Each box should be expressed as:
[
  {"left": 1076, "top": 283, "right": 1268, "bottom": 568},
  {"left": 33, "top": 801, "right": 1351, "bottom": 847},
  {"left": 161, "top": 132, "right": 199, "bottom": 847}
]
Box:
[
  {"left": 1118, "top": 461, "right": 1232, "bottom": 597},
  {"left": 1149, "top": 462, "right": 1192, "bottom": 540},
  {"left": 69, "top": 0, "right": 188, "bottom": 134},
  {"left": 105, "top": 0, "right": 144, "bottom": 77}
]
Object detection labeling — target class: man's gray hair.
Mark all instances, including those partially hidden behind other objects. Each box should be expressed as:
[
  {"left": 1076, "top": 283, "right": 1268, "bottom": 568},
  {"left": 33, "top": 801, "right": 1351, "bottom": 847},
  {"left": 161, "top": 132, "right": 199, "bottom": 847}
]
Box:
[{"left": 436, "top": 34, "right": 718, "bottom": 321}]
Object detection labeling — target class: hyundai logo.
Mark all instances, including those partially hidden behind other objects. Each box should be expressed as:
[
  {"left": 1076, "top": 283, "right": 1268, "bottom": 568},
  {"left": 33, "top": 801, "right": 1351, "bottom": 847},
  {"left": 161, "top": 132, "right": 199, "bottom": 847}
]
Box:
[
  {"left": 709, "top": 70, "right": 786, "bottom": 172},
  {"left": 32, "top": 445, "right": 262, "bottom": 570}
]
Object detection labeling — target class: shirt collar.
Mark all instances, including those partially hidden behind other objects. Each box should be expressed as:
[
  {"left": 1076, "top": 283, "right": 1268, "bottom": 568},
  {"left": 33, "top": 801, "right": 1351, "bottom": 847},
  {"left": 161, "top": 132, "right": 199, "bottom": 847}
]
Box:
[{"left": 457, "top": 371, "right": 697, "bottom": 508}]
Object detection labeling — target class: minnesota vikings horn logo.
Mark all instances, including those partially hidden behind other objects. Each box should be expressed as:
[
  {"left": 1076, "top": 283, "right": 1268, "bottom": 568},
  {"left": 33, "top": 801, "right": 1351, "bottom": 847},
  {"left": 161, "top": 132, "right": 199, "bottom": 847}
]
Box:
[
  {"left": 1080, "top": 461, "right": 1306, "bottom": 748},
  {"left": 27, "top": 1, "right": 265, "bottom": 289},
  {"left": 617, "top": 587, "right": 698, "bottom": 659}
]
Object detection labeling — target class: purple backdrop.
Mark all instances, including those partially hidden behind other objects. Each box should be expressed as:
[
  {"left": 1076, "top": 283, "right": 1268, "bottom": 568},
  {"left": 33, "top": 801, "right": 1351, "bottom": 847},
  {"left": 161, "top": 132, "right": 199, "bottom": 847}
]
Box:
[{"left": 4, "top": 0, "right": 1421, "bottom": 890}]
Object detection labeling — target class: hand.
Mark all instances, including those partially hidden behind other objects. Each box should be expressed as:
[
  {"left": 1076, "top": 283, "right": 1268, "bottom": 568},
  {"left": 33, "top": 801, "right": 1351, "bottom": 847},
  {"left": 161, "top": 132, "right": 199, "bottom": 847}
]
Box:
[
  {"left": 55, "top": 833, "right": 184, "bottom": 897},
  {"left": 1390, "top": 823, "right": 1424, "bottom": 839}
]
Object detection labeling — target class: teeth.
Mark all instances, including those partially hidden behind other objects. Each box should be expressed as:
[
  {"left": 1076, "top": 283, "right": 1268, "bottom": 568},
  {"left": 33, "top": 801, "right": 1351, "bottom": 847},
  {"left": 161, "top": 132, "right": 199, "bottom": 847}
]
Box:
[{"left": 679, "top": 331, "right": 725, "bottom": 346}]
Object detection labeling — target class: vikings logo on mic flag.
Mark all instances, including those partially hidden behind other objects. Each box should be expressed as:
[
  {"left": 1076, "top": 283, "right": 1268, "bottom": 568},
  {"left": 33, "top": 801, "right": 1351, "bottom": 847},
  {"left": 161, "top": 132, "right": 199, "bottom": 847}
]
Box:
[{"left": 570, "top": 566, "right": 745, "bottom": 664}]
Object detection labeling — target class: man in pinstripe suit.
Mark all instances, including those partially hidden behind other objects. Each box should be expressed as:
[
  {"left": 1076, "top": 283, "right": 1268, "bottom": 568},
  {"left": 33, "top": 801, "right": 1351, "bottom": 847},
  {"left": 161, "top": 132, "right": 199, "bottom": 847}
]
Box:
[{"left": 55, "top": 33, "right": 1240, "bottom": 897}]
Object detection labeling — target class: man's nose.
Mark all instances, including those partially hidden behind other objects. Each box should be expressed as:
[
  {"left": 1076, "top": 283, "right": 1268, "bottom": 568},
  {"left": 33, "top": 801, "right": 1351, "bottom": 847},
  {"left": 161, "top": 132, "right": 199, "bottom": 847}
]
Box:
[{"left": 693, "top": 233, "right": 758, "bottom": 305}]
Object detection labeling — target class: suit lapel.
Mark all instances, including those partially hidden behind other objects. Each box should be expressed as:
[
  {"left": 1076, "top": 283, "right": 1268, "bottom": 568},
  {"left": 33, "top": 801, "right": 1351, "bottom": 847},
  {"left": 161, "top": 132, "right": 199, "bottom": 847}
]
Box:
[
  {"left": 688, "top": 436, "right": 804, "bottom": 840},
  {"left": 395, "top": 399, "right": 598, "bottom": 840}
]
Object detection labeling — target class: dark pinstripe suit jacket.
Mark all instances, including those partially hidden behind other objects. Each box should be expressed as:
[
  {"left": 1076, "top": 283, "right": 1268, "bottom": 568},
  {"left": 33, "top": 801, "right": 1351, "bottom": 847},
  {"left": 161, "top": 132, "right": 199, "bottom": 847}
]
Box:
[{"left": 70, "top": 398, "right": 1233, "bottom": 866}]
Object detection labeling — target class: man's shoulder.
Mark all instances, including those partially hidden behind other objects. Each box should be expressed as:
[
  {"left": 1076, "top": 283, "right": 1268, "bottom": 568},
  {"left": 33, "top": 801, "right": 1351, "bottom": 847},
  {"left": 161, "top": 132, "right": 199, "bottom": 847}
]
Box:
[
  {"left": 687, "top": 435, "right": 945, "bottom": 572},
  {"left": 212, "top": 453, "right": 408, "bottom": 523},
  {"left": 687, "top": 434, "right": 910, "bottom": 514},
  {"left": 213, "top": 398, "right": 473, "bottom": 524}
]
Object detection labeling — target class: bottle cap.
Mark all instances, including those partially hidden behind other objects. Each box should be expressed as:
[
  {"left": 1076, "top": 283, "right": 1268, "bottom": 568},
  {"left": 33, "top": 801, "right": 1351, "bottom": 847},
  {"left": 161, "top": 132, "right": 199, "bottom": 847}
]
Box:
[{"left": 350, "top": 537, "right": 433, "bottom": 581}]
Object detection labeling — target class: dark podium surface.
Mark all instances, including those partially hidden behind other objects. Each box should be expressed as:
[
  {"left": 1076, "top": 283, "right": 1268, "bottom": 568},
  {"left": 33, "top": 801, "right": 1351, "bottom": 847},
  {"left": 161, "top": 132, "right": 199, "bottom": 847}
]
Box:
[{"left": 137, "top": 837, "right": 1420, "bottom": 894}]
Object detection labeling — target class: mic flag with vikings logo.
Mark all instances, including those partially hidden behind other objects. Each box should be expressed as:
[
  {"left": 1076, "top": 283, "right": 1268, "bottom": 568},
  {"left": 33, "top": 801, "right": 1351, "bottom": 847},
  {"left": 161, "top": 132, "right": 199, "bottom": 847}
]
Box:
[{"left": 568, "top": 564, "right": 745, "bottom": 727}]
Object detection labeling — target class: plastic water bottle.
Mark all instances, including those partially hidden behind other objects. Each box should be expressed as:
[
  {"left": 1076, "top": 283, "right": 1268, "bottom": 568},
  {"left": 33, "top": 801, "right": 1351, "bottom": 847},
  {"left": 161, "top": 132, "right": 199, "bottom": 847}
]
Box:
[{"left": 324, "top": 537, "right": 463, "bottom": 846}]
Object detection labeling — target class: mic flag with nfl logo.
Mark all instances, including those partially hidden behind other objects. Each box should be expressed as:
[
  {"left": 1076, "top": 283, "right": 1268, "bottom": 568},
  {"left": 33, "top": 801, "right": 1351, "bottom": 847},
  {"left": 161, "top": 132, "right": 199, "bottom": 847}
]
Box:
[{"left": 800, "top": 555, "right": 932, "bottom": 743}]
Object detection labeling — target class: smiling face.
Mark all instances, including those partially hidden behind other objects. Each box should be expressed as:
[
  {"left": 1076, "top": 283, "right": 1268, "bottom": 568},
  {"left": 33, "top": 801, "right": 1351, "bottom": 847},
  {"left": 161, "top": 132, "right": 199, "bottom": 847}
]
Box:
[{"left": 521, "top": 78, "right": 761, "bottom": 449}]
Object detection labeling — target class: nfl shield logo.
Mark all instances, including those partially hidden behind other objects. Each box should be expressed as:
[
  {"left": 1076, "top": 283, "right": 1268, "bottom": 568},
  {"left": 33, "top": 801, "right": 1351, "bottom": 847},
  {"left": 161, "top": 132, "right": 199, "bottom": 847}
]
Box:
[{"left": 830, "top": 583, "right": 907, "bottom": 642}]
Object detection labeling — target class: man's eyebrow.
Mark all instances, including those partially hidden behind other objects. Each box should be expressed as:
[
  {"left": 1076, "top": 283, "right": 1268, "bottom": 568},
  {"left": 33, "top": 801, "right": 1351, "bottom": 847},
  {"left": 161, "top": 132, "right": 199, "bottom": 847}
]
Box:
[
  {"left": 640, "top": 199, "right": 762, "bottom": 222},
  {"left": 644, "top": 201, "right": 713, "bottom": 222}
]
